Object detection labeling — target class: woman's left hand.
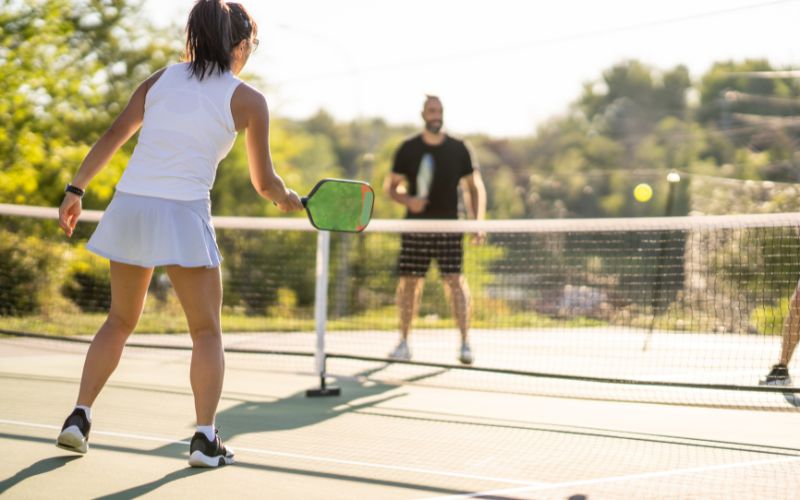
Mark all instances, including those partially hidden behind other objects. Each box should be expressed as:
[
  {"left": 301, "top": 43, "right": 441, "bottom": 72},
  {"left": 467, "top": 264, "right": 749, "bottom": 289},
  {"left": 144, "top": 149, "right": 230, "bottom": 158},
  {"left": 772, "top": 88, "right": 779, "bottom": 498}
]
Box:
[{"left": 59, "top": 194, "right": 82, "bottom": 238}]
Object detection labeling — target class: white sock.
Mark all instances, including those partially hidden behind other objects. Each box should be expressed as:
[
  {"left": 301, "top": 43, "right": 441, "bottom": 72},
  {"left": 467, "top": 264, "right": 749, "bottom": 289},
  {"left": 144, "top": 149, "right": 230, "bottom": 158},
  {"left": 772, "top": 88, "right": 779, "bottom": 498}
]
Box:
[
  {"left": 75, "top": 405, "right": 92, "bottom": 422},
  {"left": 196, "top": 425, "right": 215, "bottom": 441}
]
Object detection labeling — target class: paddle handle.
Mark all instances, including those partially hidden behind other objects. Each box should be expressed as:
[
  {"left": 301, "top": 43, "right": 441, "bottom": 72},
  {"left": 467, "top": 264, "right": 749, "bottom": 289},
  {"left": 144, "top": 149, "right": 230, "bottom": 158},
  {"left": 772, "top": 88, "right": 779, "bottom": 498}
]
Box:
[{"left": 272, "top": 195, "right": 308, "bottom": 207}]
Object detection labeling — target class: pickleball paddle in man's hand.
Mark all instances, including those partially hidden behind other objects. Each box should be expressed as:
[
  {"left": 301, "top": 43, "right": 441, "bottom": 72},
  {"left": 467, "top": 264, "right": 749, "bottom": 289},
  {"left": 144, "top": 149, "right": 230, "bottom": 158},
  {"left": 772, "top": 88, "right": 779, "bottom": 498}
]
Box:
[{"left": 301, "top": 179, "right": 375, "bottom": 233}]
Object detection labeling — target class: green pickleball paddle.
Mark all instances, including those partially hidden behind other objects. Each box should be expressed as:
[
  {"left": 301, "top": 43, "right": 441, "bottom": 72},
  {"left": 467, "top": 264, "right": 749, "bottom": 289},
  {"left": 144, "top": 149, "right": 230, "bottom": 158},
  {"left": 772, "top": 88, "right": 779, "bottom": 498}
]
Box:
[{"left": 302, "top": 179, "right": 374, "bottom": 233}]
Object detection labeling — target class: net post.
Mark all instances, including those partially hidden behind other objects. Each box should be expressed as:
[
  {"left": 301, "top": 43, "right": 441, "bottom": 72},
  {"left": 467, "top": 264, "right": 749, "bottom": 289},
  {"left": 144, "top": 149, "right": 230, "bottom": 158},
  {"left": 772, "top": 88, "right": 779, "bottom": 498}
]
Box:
[{"left": 306, "top": 230, "right": 340, "bottom": 397}]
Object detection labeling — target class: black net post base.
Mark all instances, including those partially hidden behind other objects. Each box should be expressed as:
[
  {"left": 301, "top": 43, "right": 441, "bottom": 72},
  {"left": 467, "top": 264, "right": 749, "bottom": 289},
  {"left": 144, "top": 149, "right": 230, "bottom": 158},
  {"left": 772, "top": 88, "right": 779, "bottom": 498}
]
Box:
[{"left": 306, "top": 374, "right": 341, "bottom": 397}]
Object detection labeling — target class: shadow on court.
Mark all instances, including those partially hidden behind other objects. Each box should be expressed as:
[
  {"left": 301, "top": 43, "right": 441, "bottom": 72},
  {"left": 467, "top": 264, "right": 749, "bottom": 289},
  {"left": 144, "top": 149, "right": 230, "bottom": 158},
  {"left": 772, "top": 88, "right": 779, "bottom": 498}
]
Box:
[
  {"left": 3, "top": 364, "right": 558, "bottom": 497},
  {"left": 212, "top": 364, "right": 406, "bottom": 440},
  {"left": 1, "top": 365, "right": 475, "bottom": 498},
  {"left": 0, "top": 455, "right": 81, "bottom": 493},
  {"left": 97, "top": 462, "right": 471, "bottom": 499},
  {"left": 93, "top": 468, "right": 211, "bottom": 499},
  {"left": 0, "top": 432, "right": 471, "bottom": 497},
  {"left": 0, "top": 431, "right": 189, "bottom": 496}
]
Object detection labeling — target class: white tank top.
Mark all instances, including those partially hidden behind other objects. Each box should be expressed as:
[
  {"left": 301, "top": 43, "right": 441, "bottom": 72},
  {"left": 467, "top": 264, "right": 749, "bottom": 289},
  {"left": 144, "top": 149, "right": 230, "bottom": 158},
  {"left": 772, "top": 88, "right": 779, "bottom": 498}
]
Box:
[{"left": 116, "top": 62, "right": 242, "bottom": 201}]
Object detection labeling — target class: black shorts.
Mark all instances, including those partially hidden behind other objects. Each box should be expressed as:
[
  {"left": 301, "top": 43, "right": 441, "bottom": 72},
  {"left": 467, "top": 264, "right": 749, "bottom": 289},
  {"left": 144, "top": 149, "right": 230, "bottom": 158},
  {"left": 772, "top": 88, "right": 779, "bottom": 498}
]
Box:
[{"left": 398, "top": 233, "right": 464, "bottom": 277}]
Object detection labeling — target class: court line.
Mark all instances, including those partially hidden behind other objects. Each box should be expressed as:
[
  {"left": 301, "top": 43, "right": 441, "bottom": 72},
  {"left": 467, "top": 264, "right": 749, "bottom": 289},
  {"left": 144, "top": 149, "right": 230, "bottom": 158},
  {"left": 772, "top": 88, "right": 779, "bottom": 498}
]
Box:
[
  {"left": 420, "top": 453, "right": 800, "bottom": 499},
  {"left": 0, "top": 419, "right": 547, "bottom": 488}
]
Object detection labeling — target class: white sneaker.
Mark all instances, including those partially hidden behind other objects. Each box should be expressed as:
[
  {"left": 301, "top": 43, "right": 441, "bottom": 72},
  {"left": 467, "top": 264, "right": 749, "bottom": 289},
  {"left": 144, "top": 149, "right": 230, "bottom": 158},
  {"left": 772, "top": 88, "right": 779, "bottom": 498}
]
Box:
[
  {"left": 459, "top": 343, "right": 474, "bottom": 365},
  {"left": 388, "top": 340, "right": 411, "bottom": 361},
  {"left": 188, "top": 430, "right": 234, "bottom": 468},
  {"left": 56, "top": 408, "right": 91, "bottom": 454},
  {"left": 759, "top": 364, "right": 792, "bottom": 386}
]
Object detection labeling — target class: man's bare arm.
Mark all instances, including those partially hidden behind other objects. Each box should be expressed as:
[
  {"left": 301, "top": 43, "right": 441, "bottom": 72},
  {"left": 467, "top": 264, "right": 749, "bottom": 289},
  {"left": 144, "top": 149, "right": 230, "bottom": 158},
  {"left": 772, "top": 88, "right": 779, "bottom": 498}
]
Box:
[{"left": 461, "top": 170, "right": 487, "bottom": 220}]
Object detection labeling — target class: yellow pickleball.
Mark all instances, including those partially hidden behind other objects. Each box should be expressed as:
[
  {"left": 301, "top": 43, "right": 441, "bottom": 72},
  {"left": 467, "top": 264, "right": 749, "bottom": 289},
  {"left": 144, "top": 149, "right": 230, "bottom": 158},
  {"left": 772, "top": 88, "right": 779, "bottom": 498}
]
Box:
[{"left": 633, "top": 183, "right": 653, "bottom": 203}]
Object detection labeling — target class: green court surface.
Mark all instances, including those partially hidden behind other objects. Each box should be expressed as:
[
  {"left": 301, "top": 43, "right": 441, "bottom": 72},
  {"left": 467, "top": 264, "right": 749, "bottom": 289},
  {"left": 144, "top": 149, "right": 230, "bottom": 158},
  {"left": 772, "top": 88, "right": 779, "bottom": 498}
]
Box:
[{"left": 2, "top": 334, "right": 800, "bottom": 499}]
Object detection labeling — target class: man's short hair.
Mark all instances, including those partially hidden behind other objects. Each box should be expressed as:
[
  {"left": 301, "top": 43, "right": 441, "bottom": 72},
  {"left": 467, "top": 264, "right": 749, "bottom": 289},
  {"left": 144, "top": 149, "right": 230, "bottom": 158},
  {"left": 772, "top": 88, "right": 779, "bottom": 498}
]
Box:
[{"left": 423, "top": 94, "right": 441, "bottom": 110}]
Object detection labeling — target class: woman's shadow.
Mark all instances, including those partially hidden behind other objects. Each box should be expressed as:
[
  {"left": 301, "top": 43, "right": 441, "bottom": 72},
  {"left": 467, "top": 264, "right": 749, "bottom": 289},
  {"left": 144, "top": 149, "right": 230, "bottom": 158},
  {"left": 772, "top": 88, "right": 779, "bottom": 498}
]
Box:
[
  {"left": 212, "top": 364, "right": 406, "bottom": 439},
  {"left": 104, "top": 364, "right": 415, "bottom": 497},
  {"left": 2, "top": 364, "right": 456, "bottom": 499},
  {"left": 0, "top": 455, "right": 81, "bottom": 493}
]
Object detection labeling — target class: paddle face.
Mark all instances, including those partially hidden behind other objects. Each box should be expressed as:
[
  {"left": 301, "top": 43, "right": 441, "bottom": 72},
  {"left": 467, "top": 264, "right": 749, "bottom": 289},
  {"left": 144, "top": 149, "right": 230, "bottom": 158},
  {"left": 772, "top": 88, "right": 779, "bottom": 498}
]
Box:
[{"left": 303, "top": 179, "right": 374, "bottom": 233}]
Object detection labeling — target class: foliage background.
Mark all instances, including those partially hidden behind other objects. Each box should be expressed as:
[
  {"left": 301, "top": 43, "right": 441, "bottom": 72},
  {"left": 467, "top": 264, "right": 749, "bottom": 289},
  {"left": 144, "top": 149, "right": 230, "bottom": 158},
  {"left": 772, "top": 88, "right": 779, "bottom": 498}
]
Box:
[{"left": 2, "top": 0, "right": 799, "bottom": 334}]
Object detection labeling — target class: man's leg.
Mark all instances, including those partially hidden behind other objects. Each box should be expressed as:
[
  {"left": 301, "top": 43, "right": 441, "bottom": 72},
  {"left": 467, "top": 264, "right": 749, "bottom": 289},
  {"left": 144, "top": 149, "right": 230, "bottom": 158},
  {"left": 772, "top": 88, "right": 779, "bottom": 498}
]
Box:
[
  {"left": 397, "top": 275, "right": 425, "bottom": 342},
  {"left": 442, "top": 273, "right": 470, "bottom": 344},
  {"left": 436, "top": 232, "right": 473, "bottom": 364},
  {"left": 780, "top": 288, "right": 800, "bottom": 366},
  {"left": 761, "top": 285, "right": 800, "bottom": 385},
  {"left": 390, "top": 233, "right": 431, "bottom": 360},
  {"left": 390, "top": 276, "right": 424, "bottom": 360}
]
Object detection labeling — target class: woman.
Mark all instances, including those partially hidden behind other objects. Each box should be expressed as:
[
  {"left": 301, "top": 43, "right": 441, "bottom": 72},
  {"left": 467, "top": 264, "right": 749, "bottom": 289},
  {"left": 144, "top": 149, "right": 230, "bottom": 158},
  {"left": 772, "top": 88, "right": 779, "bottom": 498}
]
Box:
[{"left": 56, "top": 0, "right": 303, "bottom": 467}]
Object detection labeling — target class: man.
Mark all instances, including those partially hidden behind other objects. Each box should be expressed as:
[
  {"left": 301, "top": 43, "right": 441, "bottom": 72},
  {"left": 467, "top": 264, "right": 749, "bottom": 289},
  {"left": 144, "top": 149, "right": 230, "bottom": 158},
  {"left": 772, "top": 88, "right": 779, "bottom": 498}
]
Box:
[
  {"left": 760, "top": 286, "right": 799, "bottom": 386},
  {"left": 385, "top": 95, "right": 486, "bottom": 365}
]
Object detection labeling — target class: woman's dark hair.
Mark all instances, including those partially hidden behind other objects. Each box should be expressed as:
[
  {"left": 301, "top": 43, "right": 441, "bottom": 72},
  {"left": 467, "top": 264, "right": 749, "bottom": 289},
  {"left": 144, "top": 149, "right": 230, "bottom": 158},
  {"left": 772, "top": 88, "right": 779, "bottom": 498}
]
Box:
[{"left": 185, "top": 0, "right": 257, "bottom": 80}]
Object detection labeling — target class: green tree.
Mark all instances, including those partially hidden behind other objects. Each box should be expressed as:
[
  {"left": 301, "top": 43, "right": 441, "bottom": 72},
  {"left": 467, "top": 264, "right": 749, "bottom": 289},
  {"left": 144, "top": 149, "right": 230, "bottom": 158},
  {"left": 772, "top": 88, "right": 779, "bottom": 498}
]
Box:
[
  {"left": 211, "top": 117, "right": 342, "bottom": 217},
  {"left": 0, "top": 0, "right": 181, "bottom": 208},
  {"left": 697, "top": 59, "right": 800, "bottom": 124},
  {"left": 696, "top": 60, "right": 800, "bottom": 181}
]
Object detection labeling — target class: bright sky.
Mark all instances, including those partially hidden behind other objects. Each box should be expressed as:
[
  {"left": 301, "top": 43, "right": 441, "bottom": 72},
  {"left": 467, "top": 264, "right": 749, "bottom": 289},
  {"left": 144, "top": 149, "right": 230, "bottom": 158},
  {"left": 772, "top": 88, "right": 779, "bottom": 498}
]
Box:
[{"left": 143, "top": 0, "right": 800, "bottom": 137}]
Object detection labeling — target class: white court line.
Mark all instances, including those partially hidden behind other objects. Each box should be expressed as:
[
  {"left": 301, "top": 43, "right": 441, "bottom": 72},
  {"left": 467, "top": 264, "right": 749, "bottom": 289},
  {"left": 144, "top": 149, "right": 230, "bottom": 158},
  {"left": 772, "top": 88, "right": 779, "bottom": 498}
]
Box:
[
  {"left": 420, "top": 453, "right": 800, "bottom": 500},
  {"left": 0, "top": 419, "right": 547, "bottom": 488}
]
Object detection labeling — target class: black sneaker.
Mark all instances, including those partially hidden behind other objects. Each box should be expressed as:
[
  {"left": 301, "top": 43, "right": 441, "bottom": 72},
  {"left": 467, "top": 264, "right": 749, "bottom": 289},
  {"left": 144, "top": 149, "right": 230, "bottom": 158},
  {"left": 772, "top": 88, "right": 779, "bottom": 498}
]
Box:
[
  {"left": 188, "top": 430, "right": 234, "bottom": 467},
  {"left": 56, "top": 408, "right": 91, "bottom": 454},
  {"left": 760, "top": 364, "right": 792, "bottom": 386}
]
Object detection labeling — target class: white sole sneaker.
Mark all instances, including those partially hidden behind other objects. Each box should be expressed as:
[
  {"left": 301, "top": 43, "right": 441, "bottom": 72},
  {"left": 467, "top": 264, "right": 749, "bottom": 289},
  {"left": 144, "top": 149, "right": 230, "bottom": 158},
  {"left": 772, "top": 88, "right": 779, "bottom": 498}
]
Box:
[
  {"left": 760, "top": 378, "right": 792, "bottom": 387},
  {"left": 56, "top": 426, "right": 88, "bottom": 454},
  {"left": 459, "top": 346, "right": 474, "bottom": 365},
  {"left": 188, "top": 448, "right": 235, "bottom": 468},
  {"left": 388, "top": 343, "right": 411, "bottom": 361}
]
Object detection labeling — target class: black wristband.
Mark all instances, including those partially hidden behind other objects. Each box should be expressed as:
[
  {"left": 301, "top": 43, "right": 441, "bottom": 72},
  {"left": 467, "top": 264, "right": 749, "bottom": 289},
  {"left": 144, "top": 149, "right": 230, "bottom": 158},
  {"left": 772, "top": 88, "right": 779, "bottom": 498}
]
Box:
[{"left": 65, "top": 184, "right": 85, "bottom": 198}]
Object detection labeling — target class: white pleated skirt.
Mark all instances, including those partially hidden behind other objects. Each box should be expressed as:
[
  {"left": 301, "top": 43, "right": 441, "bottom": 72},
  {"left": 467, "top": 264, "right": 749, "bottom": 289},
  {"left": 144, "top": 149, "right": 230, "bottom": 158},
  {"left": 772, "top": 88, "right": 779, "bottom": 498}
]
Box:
[{"left": 87, "top": 191, "right": 222, "bottom": 268}]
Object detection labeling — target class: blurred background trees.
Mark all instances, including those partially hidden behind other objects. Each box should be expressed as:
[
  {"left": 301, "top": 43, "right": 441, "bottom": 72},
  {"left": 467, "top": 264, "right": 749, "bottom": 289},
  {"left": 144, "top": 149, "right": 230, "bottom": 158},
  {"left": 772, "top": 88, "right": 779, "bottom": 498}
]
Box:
[
  {"left": 3, "top": 0, "right": 799, "bottom": 325},
  {"left": 3, "top": 1, "right": 799, "bottom": 219}
]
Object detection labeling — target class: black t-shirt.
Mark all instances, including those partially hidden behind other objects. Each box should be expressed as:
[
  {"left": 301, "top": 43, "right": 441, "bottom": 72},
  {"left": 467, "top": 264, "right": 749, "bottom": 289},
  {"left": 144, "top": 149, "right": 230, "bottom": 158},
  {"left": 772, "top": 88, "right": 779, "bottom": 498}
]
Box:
[{"left": 391, "top": 134, "right": 476, "bottom": 219}]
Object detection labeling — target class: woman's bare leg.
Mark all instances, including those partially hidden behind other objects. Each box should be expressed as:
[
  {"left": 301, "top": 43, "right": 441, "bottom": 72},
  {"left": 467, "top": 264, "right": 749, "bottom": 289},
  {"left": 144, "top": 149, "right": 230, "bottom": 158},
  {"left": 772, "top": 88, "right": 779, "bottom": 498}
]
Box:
[
  {"left": 166, "top": 265, "right": 223, "bottom": 426},
  {"left": 76, "top": 261, "right": 153, "bottom": 406}
]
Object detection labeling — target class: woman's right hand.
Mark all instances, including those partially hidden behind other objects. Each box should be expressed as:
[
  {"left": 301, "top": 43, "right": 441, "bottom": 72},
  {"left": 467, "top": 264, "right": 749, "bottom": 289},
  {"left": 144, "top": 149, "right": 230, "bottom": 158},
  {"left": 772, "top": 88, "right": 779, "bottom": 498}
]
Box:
[
  {"left": 275, "top": 189, "right": 304, "bottom": 212},
  {"left": 59, "top": 193, "right": 82, "bottom": 238}
]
